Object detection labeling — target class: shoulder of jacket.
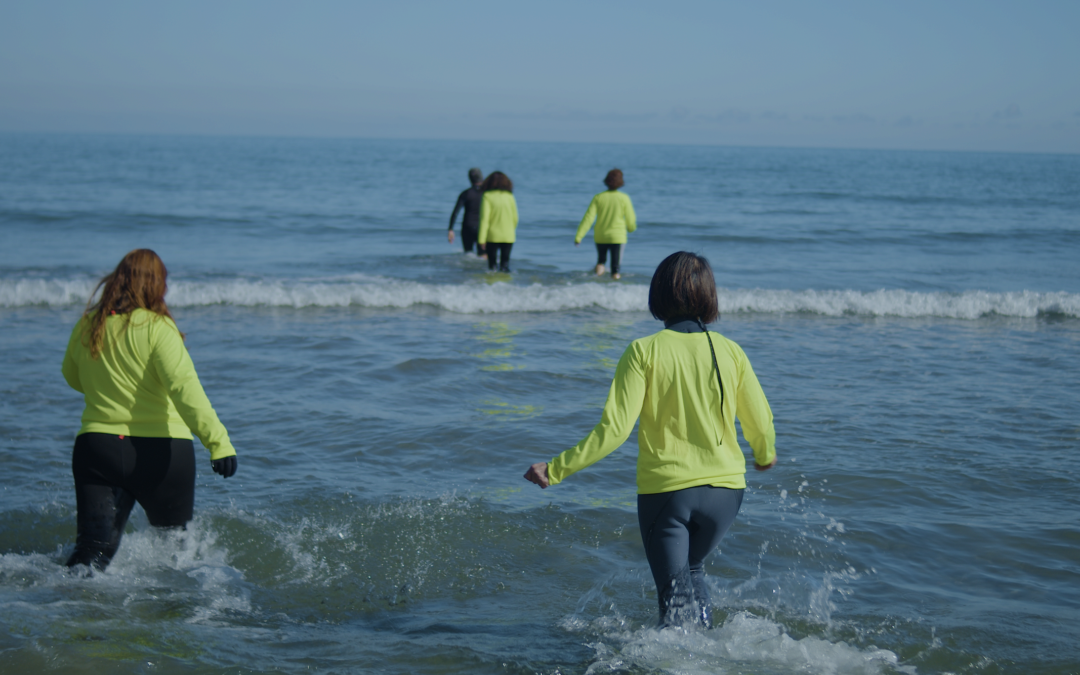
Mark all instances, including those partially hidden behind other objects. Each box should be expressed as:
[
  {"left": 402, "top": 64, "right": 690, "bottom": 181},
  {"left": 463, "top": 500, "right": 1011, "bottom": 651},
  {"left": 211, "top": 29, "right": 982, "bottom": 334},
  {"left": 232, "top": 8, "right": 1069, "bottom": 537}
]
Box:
[
  {"left": 137, "top": 310, "right": 177, "bottom": 333},
  {"left": 712, "top": 332, "right": 746, "bottom": 356},
  {"left": 630, "top": 330, "right": 664, "bottom": 351}
]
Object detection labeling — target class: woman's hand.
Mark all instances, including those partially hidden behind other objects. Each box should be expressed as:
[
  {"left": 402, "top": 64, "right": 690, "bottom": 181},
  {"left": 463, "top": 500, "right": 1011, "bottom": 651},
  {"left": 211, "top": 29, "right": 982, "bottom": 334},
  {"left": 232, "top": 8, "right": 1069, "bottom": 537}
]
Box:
[
  {"left": 754, "top": 459, "right": 777, "bottom": 471},
  {"left": 448, "top": 230, "right": 455, "bottom": 244},
  {"left": 212, "top": 455, "right": 238, "bottom": 478},
  {"left": 524, "top": 462, "right": 550, "bottom": 488}
]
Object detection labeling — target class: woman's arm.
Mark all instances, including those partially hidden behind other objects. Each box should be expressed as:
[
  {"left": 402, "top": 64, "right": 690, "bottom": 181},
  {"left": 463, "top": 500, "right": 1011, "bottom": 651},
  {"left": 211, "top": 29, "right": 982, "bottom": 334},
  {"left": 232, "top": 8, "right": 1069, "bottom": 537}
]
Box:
[
  {"left": 61, "top": 321, "right": 84, "bottom": 393},
  {"left": 148, "top": 318, "right": 237, "bottom": 461},
  {"left": 478, "top": 194, "right": 491, "bottom": 245},
  {"left": 624, "top": 194, "right": 637, "bottom": 234},
  {"left": 536, "top": 342, "right": 646, "bottom": 486},
  {"left": 735, "top": 347, "right": 777, "bottom": 469},
  {"left": 574, "top": 196, "right": 599, "bottom": 244}
]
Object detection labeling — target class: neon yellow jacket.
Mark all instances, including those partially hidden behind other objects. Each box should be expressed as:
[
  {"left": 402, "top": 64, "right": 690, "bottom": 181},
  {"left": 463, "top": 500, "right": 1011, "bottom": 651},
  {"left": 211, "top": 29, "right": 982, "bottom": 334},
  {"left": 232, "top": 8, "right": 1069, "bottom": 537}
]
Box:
[
  {"left": 574, "top": 190, "right": 637, "bottom": 244},
  {"left": 547, "top": 328, "right": 775, "bottom": 494},
  {"left": 61, "top": 309, "right": 237, "bottom": 460},
  {"left": 478, "top": 190, "right": 519, "bottom": 244}
]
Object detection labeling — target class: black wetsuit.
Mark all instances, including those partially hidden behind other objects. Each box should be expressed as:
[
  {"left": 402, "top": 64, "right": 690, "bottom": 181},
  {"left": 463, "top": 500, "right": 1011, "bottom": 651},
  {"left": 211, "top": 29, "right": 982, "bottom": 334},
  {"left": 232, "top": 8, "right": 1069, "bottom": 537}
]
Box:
[
  {"left": 449, "top": 186, "right": 485, "bottom": 255},
  {"left": 596, "top": 243, "right": 624, "bottom": 274},
  {"left": 485, "top": 243, "right": 513, "bottom": 272},
  {"left": 67, "top": 433, "right": 196, "bottom": 570},
  {"left": 638, "top": 485, "right": 743, "bottom": 627}
]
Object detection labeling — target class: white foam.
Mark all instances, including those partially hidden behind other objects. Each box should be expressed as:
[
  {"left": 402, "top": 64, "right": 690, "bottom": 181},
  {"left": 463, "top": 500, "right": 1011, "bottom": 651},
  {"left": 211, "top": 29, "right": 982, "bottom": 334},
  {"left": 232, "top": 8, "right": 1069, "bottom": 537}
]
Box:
[
  {"left": 2, "top": 275, "right": 1077, "bottom": 318},
  {"left": 0, "top": 277, "right": 97, "bottom": 308},
  {"left": 0, "top": 516, "right": 251, "bottom": 630},
  {"left": 167, "top": 277, "right": 650, "bottom": 313},
  {"left": 722, "top": 287, "right": 1080, "bottom": 319},
  {"left": 569, "top": 611, "right": 913, "bottom": 675}
]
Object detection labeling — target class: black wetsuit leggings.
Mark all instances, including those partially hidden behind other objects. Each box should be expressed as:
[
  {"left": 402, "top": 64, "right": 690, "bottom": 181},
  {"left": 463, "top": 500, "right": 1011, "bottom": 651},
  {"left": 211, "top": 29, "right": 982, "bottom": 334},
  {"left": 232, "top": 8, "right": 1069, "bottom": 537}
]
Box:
[
  {"left": 487, "top": 242, "right": 513, "bottom": 271},
  {"left": 67, "top": 433, "right": 196, "bottom": 570},
  {"left": 596, "top": 243, "right": 624, "bottom": 274},
  {"left": 461, "top": 227, "right": 484, "bottom": 256},
  {"left": 637, "top": 485, "right": 744, "bottom": 627}
]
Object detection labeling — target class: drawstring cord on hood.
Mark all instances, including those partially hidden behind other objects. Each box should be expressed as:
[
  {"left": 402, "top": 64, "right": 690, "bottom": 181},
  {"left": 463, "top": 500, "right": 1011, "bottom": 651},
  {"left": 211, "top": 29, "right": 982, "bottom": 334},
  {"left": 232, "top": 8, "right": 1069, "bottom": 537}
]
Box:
[{"left": 696, "top": 317, "right": 726, "bottom": 445}]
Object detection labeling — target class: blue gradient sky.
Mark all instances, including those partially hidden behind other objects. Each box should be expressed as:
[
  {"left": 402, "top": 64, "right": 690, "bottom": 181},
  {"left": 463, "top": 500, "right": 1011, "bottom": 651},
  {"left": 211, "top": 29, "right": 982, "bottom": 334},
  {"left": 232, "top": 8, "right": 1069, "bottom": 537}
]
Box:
[{"left": 2, "top": 0, "right": 1078, "bottom": 152}]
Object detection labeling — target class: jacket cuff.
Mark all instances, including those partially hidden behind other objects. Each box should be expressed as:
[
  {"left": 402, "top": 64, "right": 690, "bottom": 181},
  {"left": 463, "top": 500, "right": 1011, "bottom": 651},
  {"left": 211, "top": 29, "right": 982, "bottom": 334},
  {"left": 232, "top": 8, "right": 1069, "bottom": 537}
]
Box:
[
  {"left": 208, "top": 445, "right": 237, "bottom": 461},
  {"left": 546, "top": 459, "right": 565, "bottom": 486}
]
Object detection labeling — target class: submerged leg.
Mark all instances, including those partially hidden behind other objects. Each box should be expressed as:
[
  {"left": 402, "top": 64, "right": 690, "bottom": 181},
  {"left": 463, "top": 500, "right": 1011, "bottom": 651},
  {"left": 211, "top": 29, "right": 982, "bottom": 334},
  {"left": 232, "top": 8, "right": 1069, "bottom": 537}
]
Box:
[
  {"left": 685, "top": 487, "right": 744, "bottom": 629},
  {"left": 67, "top": 484, "right": 136, "bottom": 570},
  {"left": 639, "top": 491, "right": 696, "bottom": 627},
  {"left": 595, "top": 243, "right": 608, "bottom": 275},
  {"left": 499, "top": 243, "right": 513, "bottom": 272},
  {"left": 656, "top": 563, "right": 701, "bottom": 627},
  {"left": 639, "top": 486, "right": 744, "bottom": 628},
  {"left": 609, "top": 244, "right": 624, "bottom": 277},
  {"left": 68, "top": 433, "right": 136, "bottom": 571}
]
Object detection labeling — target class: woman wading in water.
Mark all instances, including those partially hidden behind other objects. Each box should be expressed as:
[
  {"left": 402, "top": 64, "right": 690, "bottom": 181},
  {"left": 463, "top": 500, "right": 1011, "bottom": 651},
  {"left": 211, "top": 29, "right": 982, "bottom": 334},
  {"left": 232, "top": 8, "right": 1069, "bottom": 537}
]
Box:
[
  {"left": 574, "top": 168, "right": 637, "bottom": 279},
  {"left": 524, "top": 251, "right": 776, "bottom": 627},
  {"left": 62, "top": 249, "right": 239, "bottom": 571}
]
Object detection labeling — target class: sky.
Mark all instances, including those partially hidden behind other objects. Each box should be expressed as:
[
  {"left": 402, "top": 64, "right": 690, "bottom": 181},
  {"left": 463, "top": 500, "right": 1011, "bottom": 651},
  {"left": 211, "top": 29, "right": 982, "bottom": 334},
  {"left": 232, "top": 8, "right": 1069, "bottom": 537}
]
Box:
[{"left": 2, "top": 0, "right": 1078, "bottom": 153}]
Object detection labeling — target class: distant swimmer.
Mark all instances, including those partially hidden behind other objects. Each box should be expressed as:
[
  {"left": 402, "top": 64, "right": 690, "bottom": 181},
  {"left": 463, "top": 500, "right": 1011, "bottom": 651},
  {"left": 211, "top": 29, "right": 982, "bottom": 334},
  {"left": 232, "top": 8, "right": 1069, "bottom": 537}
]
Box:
[
  {"left": 478, "top": 171, "right": 519, "bottom": 273},
  {"left": 61, "top": 249, "right": 239, "bottom": 572},
  {"left": 448, "top": 167, "right": 486, "bottom": 259},
  {"left": 524, "top": 252, "right": 777, "bottom": 628},
  {"left": 574, "top": 168, "right": 637, "bottom": 279}
]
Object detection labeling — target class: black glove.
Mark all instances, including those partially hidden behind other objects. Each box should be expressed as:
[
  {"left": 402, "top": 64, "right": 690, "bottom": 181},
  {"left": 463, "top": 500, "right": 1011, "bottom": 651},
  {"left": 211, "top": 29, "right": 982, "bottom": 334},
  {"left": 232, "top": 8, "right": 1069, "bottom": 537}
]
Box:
[{"left": 211, "top": 455, "right": 237, "bottom": 478}]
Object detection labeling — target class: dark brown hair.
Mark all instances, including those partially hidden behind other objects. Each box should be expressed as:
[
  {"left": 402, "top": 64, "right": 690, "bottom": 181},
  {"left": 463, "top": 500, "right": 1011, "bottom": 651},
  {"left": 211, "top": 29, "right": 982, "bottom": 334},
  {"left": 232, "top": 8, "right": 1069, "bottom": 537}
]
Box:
[
  {"left": 481, "top": 171, "right": 513, "bottom": 193},
  {"left": 603, "top": 168, "right": 624, "bottom": 190},
  {"left": 83, "top": 249, "right": 181, "bottom": 358},
  {"left": 648, "top": 251, "right": 719, "bottom": 323}
]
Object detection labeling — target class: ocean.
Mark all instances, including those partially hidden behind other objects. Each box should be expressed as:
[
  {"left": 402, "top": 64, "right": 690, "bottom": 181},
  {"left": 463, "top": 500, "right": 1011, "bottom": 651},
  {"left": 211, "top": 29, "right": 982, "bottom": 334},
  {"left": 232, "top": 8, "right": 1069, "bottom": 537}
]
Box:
[{"left": 1, "top": 133, "right": 1078, "bottom": 675}]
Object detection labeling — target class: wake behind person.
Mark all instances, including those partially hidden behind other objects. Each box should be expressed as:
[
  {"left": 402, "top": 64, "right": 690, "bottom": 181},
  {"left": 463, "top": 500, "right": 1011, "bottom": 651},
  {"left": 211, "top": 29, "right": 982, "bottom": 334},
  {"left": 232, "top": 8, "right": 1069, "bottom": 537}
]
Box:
[
  {"left": 61, "top": 249, "right": 238, "bottom": 571},
  {"left": 448, "top": 167, "right": 486, "bottom": 258},
  {"left": 574, "top": 168, "right": 637, "bottom": 279},
  {"left": 478, "top": 171, "right": 519, "bottom": 273},
  {"left": 524, "top": 252, "right": 776, "bottom": 628}
]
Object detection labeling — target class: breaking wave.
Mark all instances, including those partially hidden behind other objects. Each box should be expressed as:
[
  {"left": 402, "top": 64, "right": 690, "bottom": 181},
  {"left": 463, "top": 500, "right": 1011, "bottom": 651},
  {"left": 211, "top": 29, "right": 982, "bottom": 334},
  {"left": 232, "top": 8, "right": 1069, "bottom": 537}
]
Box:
[{"left": 2, "top": 275, "right": 1077, "bottom": 319}]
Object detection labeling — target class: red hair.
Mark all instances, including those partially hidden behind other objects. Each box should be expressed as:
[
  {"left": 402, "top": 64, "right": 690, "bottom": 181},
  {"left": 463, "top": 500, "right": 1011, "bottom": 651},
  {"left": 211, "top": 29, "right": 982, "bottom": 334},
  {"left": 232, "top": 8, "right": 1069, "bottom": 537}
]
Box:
[{"left": 83, "top": 249, "right": 181, "bottom": 358}]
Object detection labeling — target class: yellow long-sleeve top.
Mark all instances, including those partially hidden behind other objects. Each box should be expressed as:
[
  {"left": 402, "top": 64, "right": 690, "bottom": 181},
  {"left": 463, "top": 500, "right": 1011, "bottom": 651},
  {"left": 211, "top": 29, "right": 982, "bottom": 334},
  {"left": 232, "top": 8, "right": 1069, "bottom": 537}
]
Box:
[
  {"left": 61, "top": 309, "right": 237, "bottom": 460},
  {"left": 478, "top": 190, "right": 519, "bottom": 244},
  {"left": 548, "top": 328, "right": 775, "bottom": 494},
  {"left": 574, "top": 190, "right": 637, "bottom": 244}
]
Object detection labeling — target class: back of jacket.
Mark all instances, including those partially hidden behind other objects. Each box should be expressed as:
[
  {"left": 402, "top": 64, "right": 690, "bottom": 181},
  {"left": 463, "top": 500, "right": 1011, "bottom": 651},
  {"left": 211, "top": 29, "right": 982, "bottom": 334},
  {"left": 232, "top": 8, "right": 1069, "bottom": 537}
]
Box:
[
  {"left": 575, "top": 190, "right": 637, "bottom": 244},
  {"left": 61, "top": 309, "right": 235, "bottom": 459},
  {"left": 478, "top": 190, "right": 519, "bottom": 244},
  {"left": 546, "top": 329, "right": 775, "bottom": 493}
]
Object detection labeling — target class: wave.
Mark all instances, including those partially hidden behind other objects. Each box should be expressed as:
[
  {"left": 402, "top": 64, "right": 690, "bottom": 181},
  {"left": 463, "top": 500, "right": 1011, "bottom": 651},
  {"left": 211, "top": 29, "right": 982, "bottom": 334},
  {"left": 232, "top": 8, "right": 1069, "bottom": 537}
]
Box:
[{"left": 2, "top": 276, "right": 1077, "bottom": 319}]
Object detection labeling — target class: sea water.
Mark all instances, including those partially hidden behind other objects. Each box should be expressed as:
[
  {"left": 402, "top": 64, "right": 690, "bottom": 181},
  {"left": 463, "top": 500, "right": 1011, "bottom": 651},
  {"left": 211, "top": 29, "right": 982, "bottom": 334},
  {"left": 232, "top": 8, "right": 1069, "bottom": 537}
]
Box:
[{"left": 1, "top": 134, "right": 1078, "bottom": 675}]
